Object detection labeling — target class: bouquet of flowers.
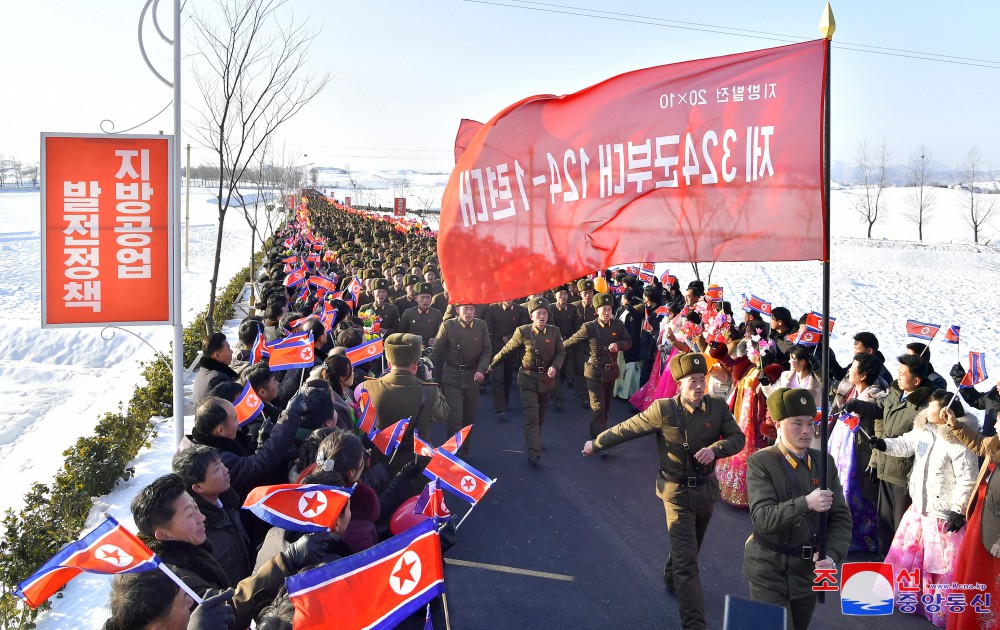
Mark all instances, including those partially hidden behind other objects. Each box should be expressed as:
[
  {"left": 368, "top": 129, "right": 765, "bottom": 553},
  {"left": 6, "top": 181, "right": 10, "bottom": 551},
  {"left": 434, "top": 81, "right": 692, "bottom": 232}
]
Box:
[
  {"left": 358, "top": 312, "right": 382, "bottom": 341},
  {"left": 747, "top": 334, "right": 774, "bottom": 364}
]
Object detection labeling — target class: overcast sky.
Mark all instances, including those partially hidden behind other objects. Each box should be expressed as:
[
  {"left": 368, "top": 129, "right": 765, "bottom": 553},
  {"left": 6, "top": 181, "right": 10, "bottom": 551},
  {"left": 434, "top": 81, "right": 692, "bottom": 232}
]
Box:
[{"left": 2, "top": 1, "right": 998, "bottom": 174}]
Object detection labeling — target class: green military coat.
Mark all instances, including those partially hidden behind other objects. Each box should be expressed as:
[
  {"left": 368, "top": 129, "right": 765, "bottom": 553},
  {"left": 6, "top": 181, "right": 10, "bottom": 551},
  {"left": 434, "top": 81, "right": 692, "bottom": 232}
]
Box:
[
  {"left": 359, "top": 301, "right": 400, "bottom": 336},
  {"left": 563, "top": 319, "right": 632, "bottom": 383},
  {"left": 429, "top": 318, "right": 492, "bottom": 390},
  {"left": 491, "top": 324, "right": 566, "bottom": 393},
  {"left": 399, "top": 306, "right": 444, "bottom": 346}
]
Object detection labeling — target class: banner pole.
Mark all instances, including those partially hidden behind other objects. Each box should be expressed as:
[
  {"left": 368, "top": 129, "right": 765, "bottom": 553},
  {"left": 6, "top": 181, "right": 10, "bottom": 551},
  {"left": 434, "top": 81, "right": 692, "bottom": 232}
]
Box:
[
  {"left": 172, "top": 0, "right": 185, "bottom": 448},
  {"left": 817, "top": 3, "right": 835, "bottom": 604}
]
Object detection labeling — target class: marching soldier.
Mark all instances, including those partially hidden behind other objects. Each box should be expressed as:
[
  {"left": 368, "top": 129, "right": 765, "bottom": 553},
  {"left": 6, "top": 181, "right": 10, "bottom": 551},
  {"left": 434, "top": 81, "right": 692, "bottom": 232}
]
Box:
[
  {"left": 393, "top": 275, "right": 420, "bottom": 314},
  {"left": 388, "top": 265, "right": 408, "bottom": 302},
  {"left": 399, "top": 282, "right": 443, "bottom": 348},
  {"left": 547, "top": 284, "right": 581, "bottom": 412},
  {"left": 582, "top": 353, "right": 745, "bottom": 630},
  {"left": 570, "top": 278, "right": 597, "bottom": 407},
  {"left": 429, "top": 303, "right": 492, "bottom": 459},
  {"left": 743, "top": 388, "right": 852, "bottom": 630},
  {"left": 564, "top": 292, "right": 632, "bottom": 442},
  {"left": 359, "top": 278, "right": 400, "bottom": 337},
  {"left": 484, "top": 299, "right": 530, "bottom": 421},
  {"left": 490, "top": 297, "right": 565, "bottom": 467}
]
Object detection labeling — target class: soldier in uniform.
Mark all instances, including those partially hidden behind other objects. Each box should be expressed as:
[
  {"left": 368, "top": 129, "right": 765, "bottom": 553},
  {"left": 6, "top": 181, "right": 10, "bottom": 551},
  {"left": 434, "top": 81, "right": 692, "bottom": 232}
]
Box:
[
  {"left": 743, "top": 388, "right": 852, "bottom": 630},
  {"left": 564, "top": 292, "right": 632, "bottom": 443},
  {"left": 393, "top": 275, "right": 420, "bottom": 314},
  {"left": 490, "top": 297, "right": 565, "bottom": 467},
  {"left": 355, "top": 270, "right": 375, "bottom": 310},
  {"left": 582, "top": 353, "right": 745, "bottom": 630},
  {"left": 547, "top": 284, "right": 580, "bottom": 412},
  {"left": 429, "top": 302, "right": 491, "bottom": 459},
  {"left": 484, "top": 299, "right": 530, "bottom": 421},
  {"left": 431, "top": 286, "right": 450, "bottom": 318},
  {"left": 388, "top": 265, "right": 408, "bottom": 302},
  {"left": 359, "top": 278, "right": 400, "bottom": 337},
  {"left": 423, "top": 265, "right": 444, "bottom": 296},
  {"left": 364, "top": 333, "right": 449, "bottom": 478},
  {"left": 399, "top": 282, "right": 443, "bottom": 348},
  {"left": 570, "top": 279, "right": 597, "bottom": 407}
]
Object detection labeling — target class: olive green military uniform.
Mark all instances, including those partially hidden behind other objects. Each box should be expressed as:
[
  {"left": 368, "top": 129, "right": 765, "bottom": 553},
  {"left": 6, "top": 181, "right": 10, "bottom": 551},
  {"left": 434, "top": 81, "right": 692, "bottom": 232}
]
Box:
[
  {"left": 394, "top": 294, "right": 417, "bottom": 314},
  {"left": 429, "top": 317, "right": 492, "bottom": 458},
  {"left": 570, "top": 291, "right": 597, "bottom": 402},
  {"left": 484, "top": 302, "right": 530, "bottom": 415},
  {"left": 547, "top": 299, "right": 581, "bottom": 405},
  {"left": 592, "top": 391, "right": 744, "bottom": 630},
  {"left": 359, "top": 301, "right": 401, "bottom": 337},
  {"left": 564, "top": 315, "right": 632, "bottom": 439},
  {"left": 431, "top": 291, "right": 449, "bottom": 316},
  {"left": 399, "top": 306, "right": 444, "bottom": 347},
  {"left": 492, "top": 319, "right": 566, "bottom": 461}
]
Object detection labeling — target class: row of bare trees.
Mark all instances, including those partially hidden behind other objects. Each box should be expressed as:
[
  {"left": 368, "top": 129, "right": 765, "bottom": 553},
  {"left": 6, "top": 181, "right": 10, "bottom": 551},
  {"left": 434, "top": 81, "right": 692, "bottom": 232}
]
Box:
[
  {"left": 850, "top": 140, "right": 998, "bottom": 244},
  {"left": 0, "top": 157, "right": 39, "bottom": 188}
]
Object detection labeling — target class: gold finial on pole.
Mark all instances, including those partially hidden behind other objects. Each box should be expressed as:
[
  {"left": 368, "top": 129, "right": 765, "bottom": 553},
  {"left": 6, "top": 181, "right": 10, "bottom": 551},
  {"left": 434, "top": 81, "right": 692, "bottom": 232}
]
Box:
[{"left": 819, "top": 2, "right": 836, "bottom": 40}]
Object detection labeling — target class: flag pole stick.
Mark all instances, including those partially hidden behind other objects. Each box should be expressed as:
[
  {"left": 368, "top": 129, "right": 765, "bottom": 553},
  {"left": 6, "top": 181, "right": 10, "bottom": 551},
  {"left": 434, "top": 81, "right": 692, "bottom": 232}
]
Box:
[
  {"left": 441, "top": 592, "right": 454, "bottom": 630},
  {"left": 453, "top": 479, "right": 496, "bottom": 532},
  {"left": 817, "top": 3, "right": 835, "bottom": 605},
  {"left": 158, "top": 563, "right": 203, "bottom": 604}
]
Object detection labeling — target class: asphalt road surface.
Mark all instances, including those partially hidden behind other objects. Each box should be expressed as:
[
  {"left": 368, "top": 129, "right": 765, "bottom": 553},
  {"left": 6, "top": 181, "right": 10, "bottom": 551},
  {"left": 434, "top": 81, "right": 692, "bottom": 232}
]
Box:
[{"left": 424, "top": 381, "right": 936, "bottom": 630}]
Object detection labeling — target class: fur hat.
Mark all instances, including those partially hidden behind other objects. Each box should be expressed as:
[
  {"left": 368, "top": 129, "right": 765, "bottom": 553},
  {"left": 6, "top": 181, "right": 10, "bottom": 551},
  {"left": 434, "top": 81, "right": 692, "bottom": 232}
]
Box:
[
  {"left": 385, "top": 333, "right": 422, "bottom": 366},
  {"left": 577, "top": 279, "right": 594, "bottom": 292},
  {"left": 527, "top": 296, "right": 549, "bottom": 314},
  {"left": 593, "top": 293, "right": 614, "bottom": 309},
  {"left": 766, "top": 388, "right": 816, "bottom": 422},
  {"left": 669, "top": 352, "right": 709, "bottom": 381},
  {"left": 416, "top": 282, "right": 434, "bottom": 296}
]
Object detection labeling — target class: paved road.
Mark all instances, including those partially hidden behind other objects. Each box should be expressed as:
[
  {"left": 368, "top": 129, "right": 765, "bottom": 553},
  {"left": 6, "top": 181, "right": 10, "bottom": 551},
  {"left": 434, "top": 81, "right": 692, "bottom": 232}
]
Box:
[{"left": 424, "top": 382, "right": 935, "bottom": 630}]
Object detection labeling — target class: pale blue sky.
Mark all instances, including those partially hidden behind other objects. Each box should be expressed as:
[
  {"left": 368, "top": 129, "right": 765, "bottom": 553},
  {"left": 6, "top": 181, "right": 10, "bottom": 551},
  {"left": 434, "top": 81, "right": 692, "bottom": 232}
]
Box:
[{"left": 1, "top": 1, "right": 998, "bottom": 173}]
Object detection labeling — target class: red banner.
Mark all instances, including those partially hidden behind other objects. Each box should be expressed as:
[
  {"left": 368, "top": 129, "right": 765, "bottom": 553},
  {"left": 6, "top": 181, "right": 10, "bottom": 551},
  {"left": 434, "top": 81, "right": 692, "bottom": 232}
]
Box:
[
  {"left": 41, "top": 134, "right": 173, "bottom": 326},
  {"left": 439, "top": 40, "right": 827, "bottom": 303},
  {"left": 394, "top": 197, "right": 407, "bottom": 217}
]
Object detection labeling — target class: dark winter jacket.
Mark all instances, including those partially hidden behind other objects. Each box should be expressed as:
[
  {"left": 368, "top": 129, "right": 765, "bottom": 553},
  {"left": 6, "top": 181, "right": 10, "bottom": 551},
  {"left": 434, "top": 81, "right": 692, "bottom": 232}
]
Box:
[
  {"left": 957, "top": 383, "right": 999, "bottom": 438},
  {"left": 193, "top": 489, "right": 253, "bottom": 586},
  {"left": 619, "top": 304, "right": 643, "bottom": 364},
  {"left": 140, "top": 534, "right": 291, "bottom": 630},
  {"left": 851, "top": 381, "right": 934, "bottom": 487},
  {"left": 637, "top": 304, "right": 663, "bottom": 362},
  {"left": 192, "top": 357, "right": 239, "bottom": 406},
  {"left": 253, "top": 526, "right": 353, "bottom": 574},
  {"left": 178, "top": 406, "right": 303, "bottom": 499}
]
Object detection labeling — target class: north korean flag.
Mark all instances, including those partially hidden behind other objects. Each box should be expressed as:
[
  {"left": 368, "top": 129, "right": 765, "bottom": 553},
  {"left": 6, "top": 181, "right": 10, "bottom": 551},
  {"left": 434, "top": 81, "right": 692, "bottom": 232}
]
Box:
[
  {"left": 282, "top": 255, "right": 298, "bottom": 264},
  {"left": 788, "top": 329, "right": 821, "bottom": 347},
  {"left": 840, "top": 412, "right": 861, "bottom": 433},
  {"left": 423, "top": 448, "right": 494, "bottom": 505},
  {"left": 234, "top": 381, "right": 264, "bottom": 427},
  {"left": 242, "top": 484, "right": 354, "bottom": 533},
  {"left": 413, "top": 430, "right": 436, "bottom": 458},
  {"left": 804, "top": 311, "right": 836, "bottom": 333},
  {"left": 638, "top": 263, "right": 655, "bottom": 283},
  {"left": 319, "top": 303, "right": 337, "bottom": 333},
  {"left": 346, "top": 275, "right": 365, "bottom": 298},
  {"left": 309, "top": 275, "right": 338, "bottom": 293},
  {"left": 251, "top": 332, "right": 270, "bottom": 364},
  {"left": 287, "top": 519, "right": 444, "bottom": 630},
  {"left": 346, "top": 338, "right": 384, "bottom": 366},
  {"left": 439, "top": 425, "right": 472, "bottom": 455},
  {"left": 960, "top": 351, "right": 988, "bottom": 388},
  {"left": 944, "top": 325, "right": 960, "bottom": 345},
  {"left": 371, "top": 418, "right": 410, "bottom": 457},
  {"left": 705, "top": 284, "right": 724, "bottom": 303},
  {"left": 413, "top": 478, "right": 450, "bottom": 528},
  {"left": 654, "top": 306, "right": 671, "bottom": 317},
  {"left": 609, "top": 284, "right": 626, "bottom": 296},
  {"left": 743, "top": 294, "right": 772, "bottom": 316},
  {"left": 266, "top": 333, "right": 315, "bottom": 371},
  {"left": 905, "top": 319, "right": 940, "bottom": 341},
  {"left": 660, "top": 270, "right": 676, "bottom": 286},
  {"left": 15, "top": 517, "right": 160, "bottom": 609},
  {"left": 289, "top": 314, "right": 318, "bottom": 330},
  {"left": 283, "top": 264, "right": 309, "bottom": 288},
  {"left": 356, "top": 388, "right": 379, "bottom": 438}
]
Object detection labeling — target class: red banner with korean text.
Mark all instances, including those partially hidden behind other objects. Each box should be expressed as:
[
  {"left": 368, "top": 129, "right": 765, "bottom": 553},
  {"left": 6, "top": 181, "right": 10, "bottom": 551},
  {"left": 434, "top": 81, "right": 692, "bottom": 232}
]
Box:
[
  {"left": 439, "top": 40, "right": 827, "bottom": 304},
  {"left": 41, "top": 134, "right": 173, "bottom": 326}
]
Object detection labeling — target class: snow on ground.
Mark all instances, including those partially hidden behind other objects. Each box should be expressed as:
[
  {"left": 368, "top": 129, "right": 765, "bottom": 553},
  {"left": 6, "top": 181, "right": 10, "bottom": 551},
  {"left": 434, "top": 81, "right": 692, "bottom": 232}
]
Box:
[
  {"left": 0, "top": 186, "right": 263, "bottom": 520},
  {"left": 19, "top": 178, "right": 1000, "bottom": 626}
]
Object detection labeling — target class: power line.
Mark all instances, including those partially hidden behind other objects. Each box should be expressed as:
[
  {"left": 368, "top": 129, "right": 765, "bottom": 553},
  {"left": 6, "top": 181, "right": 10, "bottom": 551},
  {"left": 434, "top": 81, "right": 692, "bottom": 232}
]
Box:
[{"left": 460, "top": 0, "right": 1000, "bottom": 70}]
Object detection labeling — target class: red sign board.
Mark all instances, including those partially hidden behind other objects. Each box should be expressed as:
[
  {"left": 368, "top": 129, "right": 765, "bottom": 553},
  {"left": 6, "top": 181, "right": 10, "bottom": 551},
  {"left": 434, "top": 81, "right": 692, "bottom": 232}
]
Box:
[
  {"left": 41, "top": 133, "right": 174, "bottom": 326},
  {"left": 344, "top": 196, "right": 352, "bottom": 207},
  {"left": 393, "top": 197, "right": 406, "bottom": 217}
]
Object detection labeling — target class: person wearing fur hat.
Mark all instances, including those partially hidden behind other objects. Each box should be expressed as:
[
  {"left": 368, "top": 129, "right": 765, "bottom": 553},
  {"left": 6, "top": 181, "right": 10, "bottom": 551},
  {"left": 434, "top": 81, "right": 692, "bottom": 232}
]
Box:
[
  {"left": 568, "top": 279, "right": 598, "bottom": 406},
  {"left": 399, "top": 282, "right": 443, "bottom": 348},
  {"left": 564, "top": 292, "right": 632, "bottom": 443},
  {"left": 547, "top": 284, "right": 582, "bottom": 412},
  {"left": 582, "top": 352, "right": 745, "bottom": 630},
  {"left": 489, "top": 297, "right": 566, "bottom": 467},
  {"left": 869, "top": 390, "right": 978, "bottom": 627},
  {"left": 484, "top": 299, "right": 530, "bottom": 422},
  {"left": 743, "top": 388, "right": 852, "bottom": 630},
  {"left": 359, "top": 278, "right": 400, "bottom": 337}
]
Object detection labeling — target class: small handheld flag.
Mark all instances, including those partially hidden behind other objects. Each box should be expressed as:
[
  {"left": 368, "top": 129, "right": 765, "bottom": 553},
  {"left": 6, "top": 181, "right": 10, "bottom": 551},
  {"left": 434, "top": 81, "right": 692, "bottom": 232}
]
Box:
[
  {"left": 905, "top": 319, "right": 941, "bottom": 341},
  {"left": 266, "top": 333, "right": 315, "bottom": 371},
  {"left": 960, "top": 352, "right": 988, "bottom": 388},
  {"left": 234, "top": 382, "right": 264, "bottom": 427},
  {"left": 345, "top": 338, "right": 385, "bottom": 366},
  {"left": 242, "top": 484, "right": 354, "bottom": 533},
  {"left": 14, "top": 517, "right": 160, "bottom": 609},
  {"left": 841, "top": 412, "right": 861, "bottom": 433},
  {"left": 944, "top": 325, "right": 960, "bottom": 345},
  {"left": 788, "top": 329, "right": 821, "bottom": 347},
  {"left": 371, "top": 418, "right": 411, "bottom": 457},
  {"left": 356, "top": 388, "right": 378, "bottom": 438},
  {"left": 423, "top": 448, "right": 493, "bottom": 505},
  {"left": 414, "top": 430, "right": 436, "bottom": 457},
  {"left": 251, "top": 332, "right": 270, "bottom": 364},
  {"left": 440, "top": 425, "right": 472, "bottom": 454},
  {"left": 804, "top": 311, "right": 836, "bottom": 333},
  {"left": 413, "top": 478, "right": 451, "bottom": 528},
  {"left": 705, "top": 284, "right": 723, "bottom": 303},
  {"left": 283, "top": 264, "right": 309, "bottom": 288},
  {"left": 741, "top": 294, "right": 771, "bottom": 316}
]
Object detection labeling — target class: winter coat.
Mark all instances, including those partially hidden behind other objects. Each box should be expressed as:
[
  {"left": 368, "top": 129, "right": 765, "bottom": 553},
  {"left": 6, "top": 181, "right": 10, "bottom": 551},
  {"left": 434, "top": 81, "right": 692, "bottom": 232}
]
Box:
[
  {"left": 852, "top": 380, "right": 934, "bottom": 487},
  {"left": 882, "top": 409, "right": 979, "bottom": 520},
  {"left": 946, "top": 421, "right": 1000, "bottom": 553},
  {"left": 831, "top": 379, "right": 887, "bottom": 498},
  {"left": 619, "top": 304, "right": 643, "bottom": 364},
  {"left": 229, "top": 342, "right": 253, "bottom": 377},
  {"left": 193, "top": 489, "right": 253, "bottom": 586},
  {"left": 253, "top": 527, "right": 353, "bottom": 574},
  {"left": 178, "top": 406, "right": 303, "bottom": 499},
  {"left": 636, "top": 304, "right": 663, "bottom": 362},
  {"left": 761, "top": 369, "right": 824, "bottom": 409},
  {"left": 192, "top": 357, "right": 239, "bottom": 406},
  {"left": 957, "top": 383, "right": 999, "bottom": 438},
  {"left": 140, "top": 534, "right": 290, "bottom": 630}
]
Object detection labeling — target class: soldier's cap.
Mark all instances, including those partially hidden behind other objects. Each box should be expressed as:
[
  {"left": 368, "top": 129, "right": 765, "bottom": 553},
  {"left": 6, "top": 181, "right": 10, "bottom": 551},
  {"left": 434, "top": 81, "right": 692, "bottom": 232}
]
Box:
[
  {"left": 416, "top": 282, "right": 434, "bottom": 296},
  {"left": 385, "top": 333, "right": 423, "bottom": 366},
  {"left": 766, "top": 388, "right": 817, "bottom": 422},
  {"left": 392, "top": 265, "right": 406, "bottom": 276},
  {"left": 553, "top": 284, "right": 571, "bottom": 295},
  {"left": 527, "top": 296, "right": 550, "bottom": 314},
  {"left": 577, "top": 278, "right": 595, "bottom": 292},
  {"left": 404, "top": 274, "right": 420, "bottom": 287},
  {"left": 422, "top": 265, "right": 437, "bottom": 275},
  {"left": 668, "top": 352, "right": 709, "bottom": 382},
  {"left": 373, "top": 278, "right": 390, "bottom": 291},
  {"left": 593, "top": 293, "right": 614, "bottom": 309}
]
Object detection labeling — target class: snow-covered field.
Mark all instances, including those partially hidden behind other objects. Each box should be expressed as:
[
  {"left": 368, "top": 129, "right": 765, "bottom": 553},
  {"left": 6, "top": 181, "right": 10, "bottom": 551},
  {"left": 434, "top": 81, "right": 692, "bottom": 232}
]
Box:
[{"left": 8, "top": 178, "right": 1000, "bottom": 627}]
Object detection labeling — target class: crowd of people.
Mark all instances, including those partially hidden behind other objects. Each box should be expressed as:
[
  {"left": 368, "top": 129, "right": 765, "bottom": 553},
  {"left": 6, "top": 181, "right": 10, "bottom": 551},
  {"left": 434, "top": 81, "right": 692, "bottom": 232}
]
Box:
[{"left": 105, "top": 192, "right": 999, "bottom": 629}]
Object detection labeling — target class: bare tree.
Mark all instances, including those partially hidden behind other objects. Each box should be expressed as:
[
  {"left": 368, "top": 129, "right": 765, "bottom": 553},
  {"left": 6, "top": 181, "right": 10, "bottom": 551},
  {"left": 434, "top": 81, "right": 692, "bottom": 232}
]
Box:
[
  {"left": 413, "top": 185, "right": 439, "bottom": 217},
  {"left": 25, "top": 162, "right": 39, "bottom": 187},
  {"left": 849, "top": 139, "right": 890, "bottom": 238},
  {"left": 189, "top": 0, "right": 329, "bottom": 334},
  {"left": 10, "top": 158, "right": 22, "bottom": 187},
  {"left": 904, "top": 145, "right": 936, "bottom": 241},
  {"left": 959, "top": 146, "right": 998, "bottom": 245},
  {"left": 309, "top": 166, "right": 318, "bottom": 188}
]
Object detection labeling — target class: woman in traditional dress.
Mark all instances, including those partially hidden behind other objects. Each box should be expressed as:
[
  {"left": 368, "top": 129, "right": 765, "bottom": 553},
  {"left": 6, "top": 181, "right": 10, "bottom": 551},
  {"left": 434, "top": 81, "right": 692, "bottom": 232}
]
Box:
[{"left": 629, "top": 302, "right": 681, "bottom": 411}]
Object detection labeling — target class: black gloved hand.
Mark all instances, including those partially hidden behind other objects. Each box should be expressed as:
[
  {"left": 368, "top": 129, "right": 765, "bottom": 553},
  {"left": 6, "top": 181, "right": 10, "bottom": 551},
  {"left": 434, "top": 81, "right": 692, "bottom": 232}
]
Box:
[
  {"left": 286, "top": 391, "right": 309, "bottom": 418},
  {"left": 439, "top": 517, "right": 458, "bottom": 553},
  {"left": 400, "top": 459, "right": 425, "bottom": 479},
  {"left": 842, "top": 399, "right": 860, "bottom": 414},
  {"left": 757, "top": 373, "right": 771, "bottom": 387},
  {"left": 950, "top": 363, "right": 966, "bottom": 385},
  {"left": 187, "top": 588, "right": 235, "bottom": 630},
  {"left": 944, "top": 510, "right": 966, "bottom": 533},
  {"left": 869, "top": 436, "right": 888, "bottom": 452},
  {"left": 282, "top": 531, "right": 332, "bottom": 572},
  {"left": 865, "top": 466, "right": 878, "bottom": 483}
]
